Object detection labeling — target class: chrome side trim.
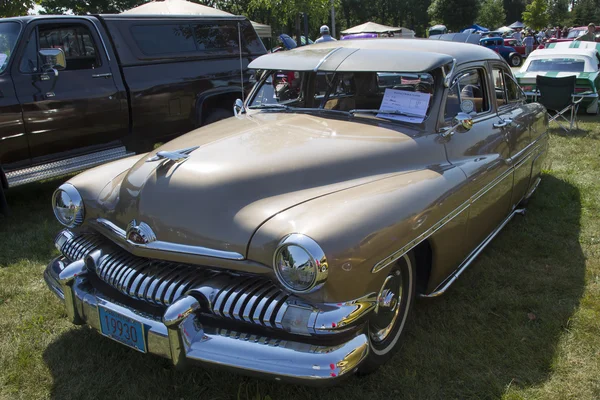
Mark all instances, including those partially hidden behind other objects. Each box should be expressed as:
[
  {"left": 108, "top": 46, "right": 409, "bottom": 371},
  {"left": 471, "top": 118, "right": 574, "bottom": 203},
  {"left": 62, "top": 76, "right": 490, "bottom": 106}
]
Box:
[
  {"left": 507, "top": 142, "right": 539, "bottom": 167},
  {"left": 470, "top": 164, "right": 513, "bottom": 203},
  {"left": 313, "top": 47, "right": 343, "bottom": 72},
  {"left": 371, "top": 200, "right": 470, "bottom": 274},
  {"left": 420, "top": 208, "right": 526, "bottom": 298},
  {"left": 524, "top": 176, "right": 541, "bottom": 200},
  {"left": 95, "top": 218, "right": 245, "bottom": 260}
]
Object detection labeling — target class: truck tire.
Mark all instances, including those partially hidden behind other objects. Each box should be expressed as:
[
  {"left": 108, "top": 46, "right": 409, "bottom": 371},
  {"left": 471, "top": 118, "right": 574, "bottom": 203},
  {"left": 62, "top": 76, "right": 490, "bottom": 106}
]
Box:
[{"left": 202, "top": 108, "right": 234, "bottom": 126}]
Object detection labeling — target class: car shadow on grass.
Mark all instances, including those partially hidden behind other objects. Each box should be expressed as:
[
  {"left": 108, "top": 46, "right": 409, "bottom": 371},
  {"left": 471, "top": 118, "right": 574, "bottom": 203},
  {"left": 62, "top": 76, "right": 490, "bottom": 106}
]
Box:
[
  {"left": 0, "top": 179, "right": 63, "bottom": 267},
  {"left": 42, "top": 175, "right": 585, "bottom": 400}
]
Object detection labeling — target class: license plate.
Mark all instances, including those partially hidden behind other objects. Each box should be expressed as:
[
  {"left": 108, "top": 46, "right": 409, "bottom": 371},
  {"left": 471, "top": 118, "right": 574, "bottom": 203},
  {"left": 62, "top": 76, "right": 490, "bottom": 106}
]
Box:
[{"left": 98, "top": 306, "right": 146, "bottom": 353}]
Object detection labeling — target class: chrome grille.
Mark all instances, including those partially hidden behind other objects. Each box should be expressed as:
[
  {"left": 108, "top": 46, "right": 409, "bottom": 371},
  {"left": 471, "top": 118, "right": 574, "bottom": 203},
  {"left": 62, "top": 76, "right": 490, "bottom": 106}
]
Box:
[
  {"left": 61, "top": 233, "right": 105, "bottom": 262},
  {"left": 212, "top": 277, "right": 289, "bottom": 328},
  {"left": 96, "top": 252, "right": 219, "bottom": 307},
  {"left": 57, "top": 231, "right": 289, "bottom": 328}
]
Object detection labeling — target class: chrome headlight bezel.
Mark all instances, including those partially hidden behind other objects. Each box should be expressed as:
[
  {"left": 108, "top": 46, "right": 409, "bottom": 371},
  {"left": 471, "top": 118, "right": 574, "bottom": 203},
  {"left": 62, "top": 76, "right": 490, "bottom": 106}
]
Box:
[
  {"left": 52, "top": 183, "right": 85, "bottom": 228},
  {"left": 273, "top": 234, "right": 328, "bottom": 294}
]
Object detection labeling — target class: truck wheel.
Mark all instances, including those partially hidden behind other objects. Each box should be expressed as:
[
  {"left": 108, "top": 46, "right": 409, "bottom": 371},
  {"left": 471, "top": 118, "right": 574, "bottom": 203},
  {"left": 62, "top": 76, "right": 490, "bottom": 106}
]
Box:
[
  {"left": 510, "top": 54, "right": 522, "bottom": 67},
  {"left": 202, "top": 108, "right": 234, "bottom": 126},
  {"left": 358, "top": 251, "right": 416, "bottom": 375}
]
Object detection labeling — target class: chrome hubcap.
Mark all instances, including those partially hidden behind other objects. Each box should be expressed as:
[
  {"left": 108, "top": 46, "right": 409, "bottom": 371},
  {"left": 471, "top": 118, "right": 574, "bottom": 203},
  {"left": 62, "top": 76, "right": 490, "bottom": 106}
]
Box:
[{"left": 370, "top": 270, "right": 403, "bottom": 343}]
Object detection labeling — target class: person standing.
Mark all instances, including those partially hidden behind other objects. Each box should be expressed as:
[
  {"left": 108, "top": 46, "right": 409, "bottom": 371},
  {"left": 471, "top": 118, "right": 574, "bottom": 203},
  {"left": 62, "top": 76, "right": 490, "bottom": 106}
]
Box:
[
  {"left": 524, "top": 33, "right": 534, "bottom": 57},
  {"left": 513, "top": 28, "right": 523, "bottom": 45},
  {"left": 315, "top": 25, "right": 337, "bottom": 43},
  {"left": 575, "top": 23, "right": 596, "bottom": 41}
]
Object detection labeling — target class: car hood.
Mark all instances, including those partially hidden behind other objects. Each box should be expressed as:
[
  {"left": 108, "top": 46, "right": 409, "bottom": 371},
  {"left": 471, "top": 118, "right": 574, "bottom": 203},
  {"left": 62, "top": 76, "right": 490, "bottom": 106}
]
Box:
[{"left": 102, "top": 112, "right": 423, "bottom": 258}]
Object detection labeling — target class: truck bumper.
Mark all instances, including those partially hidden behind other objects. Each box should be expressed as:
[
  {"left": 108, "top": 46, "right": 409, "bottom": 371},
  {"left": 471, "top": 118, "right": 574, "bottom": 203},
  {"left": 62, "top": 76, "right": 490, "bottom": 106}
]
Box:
[{"left": 44, "top": 256, "right": 369, "bottom": 385}]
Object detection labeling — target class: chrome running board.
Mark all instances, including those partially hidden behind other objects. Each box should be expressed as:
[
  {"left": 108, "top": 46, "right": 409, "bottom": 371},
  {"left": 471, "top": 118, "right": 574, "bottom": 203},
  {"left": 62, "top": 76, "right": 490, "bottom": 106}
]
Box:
[
  {"left": 5, "top": 146, "right": 133, "bottom": 188},
  {"left": 420, "top": 207, "right": 527, "bottom": 298}
]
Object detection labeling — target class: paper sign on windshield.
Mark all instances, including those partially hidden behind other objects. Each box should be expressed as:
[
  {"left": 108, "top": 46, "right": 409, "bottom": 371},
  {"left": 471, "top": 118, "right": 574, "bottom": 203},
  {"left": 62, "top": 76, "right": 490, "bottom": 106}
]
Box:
[{"left": 377, "top": 89, "right": 431, "bottom": 123}]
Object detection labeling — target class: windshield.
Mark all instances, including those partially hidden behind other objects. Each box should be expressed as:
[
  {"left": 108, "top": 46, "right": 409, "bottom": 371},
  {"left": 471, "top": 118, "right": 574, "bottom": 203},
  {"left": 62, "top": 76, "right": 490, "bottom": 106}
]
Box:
[
  {"left": 249, "top": 70, "right": 436, "bottom": 123},
  {"left": 0, "top": 22, "right": 21, "bottom": 73},
  {"left": 567, "top": 29, "right": 584, "bottom": 39},
  {"left": 526, "top": 58, "right": 587, "bottom": 72}
]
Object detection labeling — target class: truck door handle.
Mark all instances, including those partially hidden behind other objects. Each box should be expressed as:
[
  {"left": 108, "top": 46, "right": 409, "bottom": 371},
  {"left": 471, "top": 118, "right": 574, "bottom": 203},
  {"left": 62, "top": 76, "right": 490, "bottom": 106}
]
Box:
[
  {"left": 493, "top": 118, "right": 512, "bottom": 128},
  {"left": 92, "top": 73, "right": 112, "bottom": 79}
]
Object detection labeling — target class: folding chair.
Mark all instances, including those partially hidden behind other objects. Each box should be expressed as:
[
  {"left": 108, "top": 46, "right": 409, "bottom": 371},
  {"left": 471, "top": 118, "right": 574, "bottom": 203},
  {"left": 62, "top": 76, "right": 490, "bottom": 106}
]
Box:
[{"left": 536, "top": 75, "right": 582, "bottom": 132}]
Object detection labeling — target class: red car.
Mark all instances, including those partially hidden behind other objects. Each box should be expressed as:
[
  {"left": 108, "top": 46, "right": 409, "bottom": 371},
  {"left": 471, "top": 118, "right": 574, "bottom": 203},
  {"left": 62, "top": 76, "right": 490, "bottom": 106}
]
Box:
[
  {"left": 504, "top": 38, "right": 544, "bottom": 55},
  {"left": 547, "top": 26, "right": 600, "bottom": 43}
]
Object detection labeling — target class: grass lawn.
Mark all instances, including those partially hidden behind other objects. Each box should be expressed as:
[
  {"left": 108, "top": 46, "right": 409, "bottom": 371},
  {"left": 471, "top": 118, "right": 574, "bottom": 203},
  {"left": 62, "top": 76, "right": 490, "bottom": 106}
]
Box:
[{"left": 0, "top": 117, "right": 599, "bottom": 400}]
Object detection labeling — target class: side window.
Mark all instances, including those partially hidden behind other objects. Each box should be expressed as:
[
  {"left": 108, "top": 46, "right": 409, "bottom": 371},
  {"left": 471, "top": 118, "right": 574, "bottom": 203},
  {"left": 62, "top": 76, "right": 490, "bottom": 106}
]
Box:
[
  {"left": 131, "top": 24, "right": 196, "bottom": 56},
  {"left": 38, "top": 24, "right": 100, "bottom": 70},
  {"left": 194, "top": 23, "right": 239, "bottom": 53},
  {"left": 493, "top": 67, "right": 522, "bottom": 106},
  {"left": 444, "top": 68, "right": 490, "bottom": 120},
  {"left": 19, "top": 30, "right": 39, "bottom": 73}
]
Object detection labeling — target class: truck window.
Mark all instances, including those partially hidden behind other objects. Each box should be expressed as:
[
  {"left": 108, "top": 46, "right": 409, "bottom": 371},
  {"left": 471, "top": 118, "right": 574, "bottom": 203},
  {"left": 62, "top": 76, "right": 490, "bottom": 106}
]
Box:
[
  {"left": 194, "top": 23, "right": 239, "bottom": 53},
  {"left": 0, "top": 22, "right": 21, "bottom": 73},
  {"left": 20, "top": 30, "right": 38, "bottom": 73},
  {"left": 131, "top": 24, "right": 197, "bottom": 56},
  {"left": 38, "top": 24, "right": 100, "bottom": 70}
]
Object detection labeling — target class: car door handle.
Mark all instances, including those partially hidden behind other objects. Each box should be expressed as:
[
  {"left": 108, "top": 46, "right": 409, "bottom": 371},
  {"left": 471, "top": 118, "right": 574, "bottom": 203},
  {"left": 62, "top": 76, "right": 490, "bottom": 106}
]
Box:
[
  {"left": 493, "top": 118, "right": 513, "bottom": 128},
  {"left": 92, "top": 73, "right": 112, "bottom": 79}
]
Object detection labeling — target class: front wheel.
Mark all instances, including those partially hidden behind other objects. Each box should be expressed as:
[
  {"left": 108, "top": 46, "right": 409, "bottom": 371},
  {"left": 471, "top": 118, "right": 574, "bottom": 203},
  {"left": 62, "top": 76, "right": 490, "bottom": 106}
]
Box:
[
  {"left": 510, "top": 54, "right": 522, "bottom": 67},
  {"left": 358, "top": 251, "right": 416, "bottom": 375}
]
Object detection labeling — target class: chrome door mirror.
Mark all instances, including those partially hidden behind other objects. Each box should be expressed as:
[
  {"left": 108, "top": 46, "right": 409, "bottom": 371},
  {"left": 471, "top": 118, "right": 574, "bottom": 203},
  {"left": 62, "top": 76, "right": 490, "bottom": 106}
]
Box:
[
  {"left": 441, "top": 112, "right": 474, "bottom": 138},
  {"left": 233, "top": 98, "right": 245, "bottom": 117},
  {"left": 39, "top": 48, "right": 66, "bottom": 76},
  {"left": 454, "top": 112, "right": 474, "bottom": 131}
]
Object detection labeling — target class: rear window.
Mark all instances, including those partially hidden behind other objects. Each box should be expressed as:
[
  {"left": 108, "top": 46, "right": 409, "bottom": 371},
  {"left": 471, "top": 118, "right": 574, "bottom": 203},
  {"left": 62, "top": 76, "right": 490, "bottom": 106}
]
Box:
[
  {"left": 130, "top": 21, "right": 264, "bottom": 57},
  {"left": 527, "top": 58, "right": 586, "bottom": 72}
]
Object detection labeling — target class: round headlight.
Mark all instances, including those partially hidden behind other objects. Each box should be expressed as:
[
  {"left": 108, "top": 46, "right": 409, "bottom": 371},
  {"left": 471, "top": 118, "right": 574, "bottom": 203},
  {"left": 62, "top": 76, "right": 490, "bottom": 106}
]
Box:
[
  {"left": 273, "top": 234, "right": 328, "bottom": 294},
  {"left": 52, "top": 183, "right": 84, "bottom": 228}
]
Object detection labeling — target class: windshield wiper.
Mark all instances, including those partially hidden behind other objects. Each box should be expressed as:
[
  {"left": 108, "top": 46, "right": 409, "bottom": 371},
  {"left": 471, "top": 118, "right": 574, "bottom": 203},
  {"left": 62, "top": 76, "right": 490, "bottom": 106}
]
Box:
[
  {"left": 349, "top": 109, "right": 424, "bottom": 119},
  {"left": 248, "top": 104, "right": 291, "bottom": 111}
]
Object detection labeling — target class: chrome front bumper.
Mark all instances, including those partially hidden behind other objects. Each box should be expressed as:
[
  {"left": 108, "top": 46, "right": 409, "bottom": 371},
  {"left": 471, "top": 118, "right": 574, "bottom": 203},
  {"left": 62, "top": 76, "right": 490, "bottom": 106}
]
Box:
[{"left": 44, "top": 256, "right": 369, "bottom": 385}]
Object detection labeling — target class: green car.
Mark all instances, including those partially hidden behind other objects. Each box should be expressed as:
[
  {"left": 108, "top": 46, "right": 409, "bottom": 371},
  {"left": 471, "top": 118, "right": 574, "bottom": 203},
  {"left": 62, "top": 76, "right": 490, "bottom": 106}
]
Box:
[{"left": 515, "top": 41, "right": 600, "bottom": 114}]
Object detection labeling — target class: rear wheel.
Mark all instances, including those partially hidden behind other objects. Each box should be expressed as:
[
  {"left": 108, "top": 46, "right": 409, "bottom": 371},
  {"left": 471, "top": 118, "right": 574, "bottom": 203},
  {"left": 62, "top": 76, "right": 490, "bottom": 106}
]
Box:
[
  {"left": 510, "top": 54, "right": 522, "bottom": 67},
  {"left": 358, "top": 251, "right": 416, "bottom": 375},
  {"left": 202, "top": 108, "right": 234, "bottom": 126}
]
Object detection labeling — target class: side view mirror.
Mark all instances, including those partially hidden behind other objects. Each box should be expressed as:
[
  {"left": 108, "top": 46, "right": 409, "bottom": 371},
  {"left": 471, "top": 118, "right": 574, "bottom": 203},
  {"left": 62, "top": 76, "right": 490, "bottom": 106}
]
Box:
[
  {"left": 441, "top": 112, "right": 473, "bottom": 138},
  {"left": 233, "top": 98, "right": 245, "bottom": 117},
  {"left": 39, "top": 48, "right": 66, "bottom": 76}
]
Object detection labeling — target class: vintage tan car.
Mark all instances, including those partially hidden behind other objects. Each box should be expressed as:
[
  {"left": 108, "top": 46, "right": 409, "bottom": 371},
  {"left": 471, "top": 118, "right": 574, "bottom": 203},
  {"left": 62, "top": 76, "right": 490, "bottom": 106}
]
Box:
[{"left": 45, "top": 39, "right": 549, "bottom": 384}]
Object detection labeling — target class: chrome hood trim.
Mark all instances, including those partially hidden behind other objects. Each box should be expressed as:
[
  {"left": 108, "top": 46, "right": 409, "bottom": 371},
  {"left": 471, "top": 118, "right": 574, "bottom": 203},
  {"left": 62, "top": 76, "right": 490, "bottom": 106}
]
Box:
[{"left": 95, "top": 218, "right": 244, "bottom": 260}]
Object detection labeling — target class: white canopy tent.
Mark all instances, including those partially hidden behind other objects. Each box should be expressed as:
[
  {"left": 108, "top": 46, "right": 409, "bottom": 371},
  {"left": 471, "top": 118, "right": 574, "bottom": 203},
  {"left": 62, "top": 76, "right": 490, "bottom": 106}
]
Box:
[
  {"left": 341, "top": 21, "right": 415, "bottom": 38},
  {"left": 121, "top": 0, "right": 272, "bottom": 38}
]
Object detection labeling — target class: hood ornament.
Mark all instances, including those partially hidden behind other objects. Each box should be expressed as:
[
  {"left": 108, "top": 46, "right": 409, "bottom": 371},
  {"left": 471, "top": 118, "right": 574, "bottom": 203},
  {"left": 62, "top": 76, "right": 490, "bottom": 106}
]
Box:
[
  {"left": 126, "top": 220, "right": 157, "bottom": 245},
  {"left": 146, "top": 146, "right": 200, "bottom": 164}
]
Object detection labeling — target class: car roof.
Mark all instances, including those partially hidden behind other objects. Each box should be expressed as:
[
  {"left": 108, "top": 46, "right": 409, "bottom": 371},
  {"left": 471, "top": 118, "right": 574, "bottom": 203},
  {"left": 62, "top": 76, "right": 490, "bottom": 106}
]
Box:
[
  {"left": 0, "top": 14, "right": 245, "bottom": 23},
  {"left": 249, "top": 38, "right": 502, "bottom": 72},
  {"left": 528, "top": 48, "right": 597, "bottom": 58}
]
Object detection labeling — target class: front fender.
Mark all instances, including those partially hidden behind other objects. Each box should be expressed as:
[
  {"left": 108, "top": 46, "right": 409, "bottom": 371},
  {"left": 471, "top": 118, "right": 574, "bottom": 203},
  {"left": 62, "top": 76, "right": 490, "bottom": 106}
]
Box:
[{"left": 248, "top": 166, "right": 467, "bottom": 303}]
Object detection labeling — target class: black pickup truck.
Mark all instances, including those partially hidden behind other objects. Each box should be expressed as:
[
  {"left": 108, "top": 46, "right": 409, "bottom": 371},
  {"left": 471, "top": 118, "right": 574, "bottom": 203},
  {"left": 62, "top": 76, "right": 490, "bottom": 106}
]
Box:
[{"left": 0, "top": 14, "right": 265, "bottom": 212}]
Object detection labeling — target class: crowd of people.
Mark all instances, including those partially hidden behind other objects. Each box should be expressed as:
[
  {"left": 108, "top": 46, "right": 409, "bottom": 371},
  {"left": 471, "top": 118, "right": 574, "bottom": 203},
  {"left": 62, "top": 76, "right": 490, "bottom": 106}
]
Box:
[{"left": 501, "top": 23, "right": 597, "bottom": 56}]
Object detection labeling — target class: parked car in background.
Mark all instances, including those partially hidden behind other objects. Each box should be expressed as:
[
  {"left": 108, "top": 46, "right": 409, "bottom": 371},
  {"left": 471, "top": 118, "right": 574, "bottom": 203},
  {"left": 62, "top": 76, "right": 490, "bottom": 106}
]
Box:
[
  {"left": 480, "top": 36, "right": 522, "bottom": 66},
  {"left": 0, "top": 14, "right": 265, "bottom": 214},
  {"left": 504, "top": 37, "right": 544, "bottom": 56},
  {"left": 428, "top": 24, "right": 447, "bottom": 36},
  {"left": 45, "top": 38, "right": 548, "bottom": 384},
  {"left": 515, "top": 42, "right": 600, "bottom": 114},
  {"left": 547, "top": 25, "right": 600, "bottom": 43}
]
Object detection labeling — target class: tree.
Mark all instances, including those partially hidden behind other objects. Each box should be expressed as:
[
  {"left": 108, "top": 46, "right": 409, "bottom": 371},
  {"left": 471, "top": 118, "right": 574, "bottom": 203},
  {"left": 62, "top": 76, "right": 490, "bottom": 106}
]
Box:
[
  {"left": 427, "top": 0, "right": 479, "bottom": 31},
  {"left": 39, "top": 0, "right": 148, "bottom": 14},
  {"left": 0, "top": 0, "right": 38, "bottom": 17},
  {"left": 477, "top": 0, "right": 505, "bottom": 30},
  {"left": 522, "top": 0, "right": 548, "bottom": 30},
  {"left": 503, "top": 0, "right": 525, "bottom": 26},
  {"left": 547, "top": 0, "right": 569, "bottom": 26},
  {"left": 571, "top": 0, "right": 600, "bottom": 26}
]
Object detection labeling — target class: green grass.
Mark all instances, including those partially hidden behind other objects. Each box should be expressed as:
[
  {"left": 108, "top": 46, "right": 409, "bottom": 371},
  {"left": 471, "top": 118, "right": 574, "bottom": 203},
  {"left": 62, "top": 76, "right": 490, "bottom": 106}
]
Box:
[{"left": 1, "top": 117, "right": 599, "bottom": 400}]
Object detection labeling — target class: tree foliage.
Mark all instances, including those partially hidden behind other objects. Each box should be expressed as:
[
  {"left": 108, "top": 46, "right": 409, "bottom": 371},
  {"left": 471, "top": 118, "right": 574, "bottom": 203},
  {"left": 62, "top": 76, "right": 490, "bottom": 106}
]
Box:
[
  {"left": 503, "top": 0, "right": 525, "bottom": 27},
  {"left": 547, "top": 0, "right": 569, "bottom": 26},
  {"left": 522, "top": 0, "right": 548, "bottom": 30},
  {"left": 571, "top": 0, "right": 600, "bottom": 27},
  {"left": 428, "top": 0, "right": 479, "bottom": 31},
  {"left": 0, "top": 0, "right": 38, "bottom": 17},
  {"left": 477, "top": 0, "right": 505, "bottom": 30}
]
